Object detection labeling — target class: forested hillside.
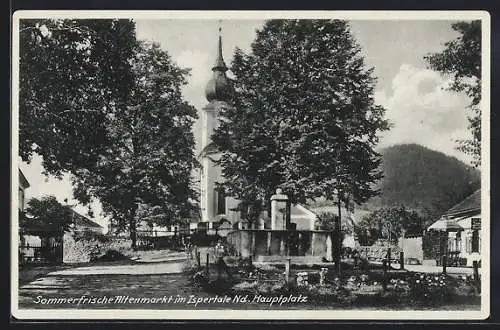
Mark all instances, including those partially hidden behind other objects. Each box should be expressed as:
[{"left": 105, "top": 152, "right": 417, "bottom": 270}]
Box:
[
  {"left": 309, "top": 144, "right": 481, "bottom": 222},
  {"left": 365, "top": 144, "right": 480, "bottom": 219}
]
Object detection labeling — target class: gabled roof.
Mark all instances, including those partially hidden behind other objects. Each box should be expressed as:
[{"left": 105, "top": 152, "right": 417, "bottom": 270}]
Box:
[
  {"left": 308, "top": 205, "right": 370, "bottom": 223},
  {"left": 291, "top": 204, "right": 318, "bottom": 219},
  {"left": 71, "top": 210, "right": 103, "bottom": 228},
  {"left": 198, "top": 142, "right": 219, "bottom": 158},
  {"left": 443, "top": 189, "right": 481, "bottom": 218}
]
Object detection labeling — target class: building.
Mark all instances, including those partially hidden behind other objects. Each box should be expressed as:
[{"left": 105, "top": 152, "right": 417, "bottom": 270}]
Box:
[
  {"left": 198, "top": 31, "right": 319, "bottom": 232},
  {"left": 18, "top": 169, "right": 30, "bottom": 211},
  {"left": 426, "top": 189, "right": 481, "bottom": 267},
  {"left": 442, "top": 189, "right": 481, "bottom": 267},
  {"left": 69, "top": 210, "right": 103, "bottom": 235},
  {"left": 198, "top": 32, "right": 344, "bottom": 262},
  {"left": 198, "top": 31, "right": 241, "bottom": 227},
  {"left": 18, "top": 169, "right": 41, "bottom": 256}
]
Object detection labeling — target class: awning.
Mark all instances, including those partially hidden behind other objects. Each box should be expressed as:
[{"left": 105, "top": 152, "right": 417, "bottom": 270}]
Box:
[{"left": 427, "top": 219, "right": 464, "bottom": 232}]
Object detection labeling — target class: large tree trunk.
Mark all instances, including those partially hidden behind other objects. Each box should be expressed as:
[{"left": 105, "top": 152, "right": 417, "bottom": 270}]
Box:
[
  {"left": 129, "top": 217, "right": 137, "bottom": 249},
  {"left": 128, "top": 201, "right": 140, "bottom": 249},
  {"left": 335, "top": 195, "right": 342, "bottom": 275}
]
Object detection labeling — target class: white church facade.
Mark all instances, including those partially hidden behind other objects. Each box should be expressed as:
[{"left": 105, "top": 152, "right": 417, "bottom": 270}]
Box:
[
  {"left": 197, "top": 32, "right": 318, "bottom": 232},
  {"left": 198, "top": 33, "right": 242, "bottom": 229}
]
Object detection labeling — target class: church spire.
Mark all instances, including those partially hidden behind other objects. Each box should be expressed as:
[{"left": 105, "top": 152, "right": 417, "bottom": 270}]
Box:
[
  {"left": 213, "top": 25, "right": 227, "bottom": 72},
  {"left": 205, "top": 21, "right": 232, "bottom": 102}
]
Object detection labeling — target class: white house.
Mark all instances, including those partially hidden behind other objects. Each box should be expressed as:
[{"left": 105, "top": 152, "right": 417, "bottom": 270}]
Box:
[{"left": 427, "top": 189, "right": 481, "bottom": 267}]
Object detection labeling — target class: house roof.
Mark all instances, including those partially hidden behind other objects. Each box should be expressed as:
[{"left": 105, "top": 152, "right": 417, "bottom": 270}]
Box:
[
  {"left": 291, "top": 204, "right": 318, "bottom": 219},
  {"left": 71, "top": 210, "right": 103, "bottom": 228},
  {"left": 308, "top": 205, "right": 370, "bottom": 223},
  {"left": 19, "top": 169, "right": 30, "bottom": 189},
  {"left": 443, "top": 189, "right": 481, "bottom": 218},
  {"left": 198, "top": 142, "right": 219, "bottom": 158},
  {"left": 428, "top": 218, "right": 464, "bottom": 232}
]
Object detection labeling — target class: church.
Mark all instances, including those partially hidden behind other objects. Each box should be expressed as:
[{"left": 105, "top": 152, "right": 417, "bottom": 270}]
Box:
[{"left": 197, "top": 31, "right": 320, "bottom": 234}]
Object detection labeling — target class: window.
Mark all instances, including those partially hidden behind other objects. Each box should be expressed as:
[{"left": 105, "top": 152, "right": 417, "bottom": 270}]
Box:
[
  {"left": 215, "top": 189, "right": 226, "bottom": 215},
  {"left": 471, "top": 230, "right": 480, "bottom": 253}
]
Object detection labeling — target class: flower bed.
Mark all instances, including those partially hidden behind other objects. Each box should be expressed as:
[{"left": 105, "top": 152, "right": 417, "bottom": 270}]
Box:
[
  {"left": 188, "top": 254, "right": 480, "bottom": 309},
  {"left": 219, "top": 265, "right": 480, "bottom": 308}
]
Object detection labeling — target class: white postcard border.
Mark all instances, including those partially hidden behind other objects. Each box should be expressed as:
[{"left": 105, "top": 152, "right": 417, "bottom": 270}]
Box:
[{"left": 11, "top": 9, "right": 491, "bottom": 320}]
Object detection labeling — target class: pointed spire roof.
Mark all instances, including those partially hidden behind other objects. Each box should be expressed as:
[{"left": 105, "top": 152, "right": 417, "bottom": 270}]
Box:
[
  {"left": 213, "top": 28, "right": 228, "bottom": 72},
  {"left": 205, "top": 24, "right": 232, "bottom": 102}
]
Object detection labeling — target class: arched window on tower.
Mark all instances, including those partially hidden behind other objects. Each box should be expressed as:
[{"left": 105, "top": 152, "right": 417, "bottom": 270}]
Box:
[{"left": 215, "top": 188, "right": 226, "bottom": 215}]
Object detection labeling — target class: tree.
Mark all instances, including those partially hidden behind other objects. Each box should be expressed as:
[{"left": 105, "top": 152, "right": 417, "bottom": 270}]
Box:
[
  {"left": 212, "top": 20, "right": 389, "bottom": 271},
  {"left": 316, "top": 212, "right": 337, "bottom": 231},
  {"left": 355, "top": 205, "right": 427, "bottom": 246},
  {"left": 22, "top": 196, "right": 74, "bottom": 237},
  {"left": 19, "top": 19, "right": 137, "bottom": 177},
  {"left": 424, "top": 20, "right": 482, "bottom": 167},
  {"left": 71, "top": 41, "right": 198, "bottom": 248}
]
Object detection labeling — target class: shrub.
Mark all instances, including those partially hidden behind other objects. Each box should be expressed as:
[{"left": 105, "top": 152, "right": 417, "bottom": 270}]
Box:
[
  {"left": 409, "top": 273, "right": 451, "bottom": 305},
  {"left": 94, "top": 249, "right": 129, "bottom": 262}
]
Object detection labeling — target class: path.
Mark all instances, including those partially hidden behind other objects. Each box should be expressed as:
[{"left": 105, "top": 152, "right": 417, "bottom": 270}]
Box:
[
  {"left": 18, "top": 250, "right": 200, "bottom": 309},
  {"left": 46, "top": 261, "right": 185, "bottom": 276},
  {"left": 368, "top": 260, "right": 480, "bottom": 275},
  {"left": 42, "top": 251, "right": 188, "bottom": 276},
  {"left": 396, "top": 264, "right": 481, "bottom": 275}
]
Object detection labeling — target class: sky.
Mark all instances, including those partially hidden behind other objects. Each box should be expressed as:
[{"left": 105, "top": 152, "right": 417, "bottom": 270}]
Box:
[{"left": 18, "top": 18, "right": 475, "bottom": 230}]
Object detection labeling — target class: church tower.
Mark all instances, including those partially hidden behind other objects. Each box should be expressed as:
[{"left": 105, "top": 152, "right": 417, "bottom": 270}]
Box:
[{"left": 199, "top": 27, "right": 236, "bottom": 224}]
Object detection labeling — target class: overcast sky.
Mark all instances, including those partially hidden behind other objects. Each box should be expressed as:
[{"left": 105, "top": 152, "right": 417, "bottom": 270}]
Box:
[{"left": 19, "top": 18, "right": 475, "bottom": 228}]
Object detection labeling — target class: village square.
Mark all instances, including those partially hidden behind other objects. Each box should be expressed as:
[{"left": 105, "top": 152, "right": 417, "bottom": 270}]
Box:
[{"left": 14, "top": 14, "right": 486, "bottom": 314}]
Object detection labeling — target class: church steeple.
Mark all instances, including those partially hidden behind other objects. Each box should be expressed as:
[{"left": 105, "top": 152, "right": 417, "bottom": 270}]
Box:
[
  {"left": 213, "top": 31, "right": 228, "bottom": 71},
  {"left": 205, "top": 24, "right": 232, "bottom": 102}
]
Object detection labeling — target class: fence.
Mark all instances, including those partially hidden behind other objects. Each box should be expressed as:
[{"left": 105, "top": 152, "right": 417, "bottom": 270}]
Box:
[
  {"left": 19, "top": 243, "right": 63, "bottom": 265},
  {"left": 135, "top": 230, "right": 224, "bottom": 250}
]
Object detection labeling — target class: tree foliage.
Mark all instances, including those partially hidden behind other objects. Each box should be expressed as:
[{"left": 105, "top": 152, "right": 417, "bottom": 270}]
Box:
[
  {"left": 71, "top": 41, "right": 198, "bottom": 247},
  {"left": 424, "top": 20, "right": 482, "bottom": 167},
  {"left": 22, "top": 196, "right": 74, "bottom": 237},
  {"left": 316, "top": 212, "right": 338, "bottom": 231},
  {"left": 355, "top": 205, "right": 427, "bottom": 246},
  {"left": 19, "top": 19, "right": 137, "bottom": 177},
  {"left": 19, "top": 20, "right": 198, "bottom": 247},
  {"left": 213, "top": 20, "right": 389, "bottom": 219}
]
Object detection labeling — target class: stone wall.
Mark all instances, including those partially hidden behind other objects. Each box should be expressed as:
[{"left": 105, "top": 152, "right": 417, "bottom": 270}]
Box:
[
  {"left": 227, "top": 229, "right": 332, "bottom": 259},
  {"left": 63, "top": 232, "right": 131, "bottom": 263}
]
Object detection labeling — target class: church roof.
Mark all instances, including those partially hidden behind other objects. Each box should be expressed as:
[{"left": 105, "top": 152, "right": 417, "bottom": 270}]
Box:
[
  {"left": 198, "top": 142, "right": 219, "bottom": 158},
  {"left": 204, "top": 29, "right": 233, "bottom": 102}
]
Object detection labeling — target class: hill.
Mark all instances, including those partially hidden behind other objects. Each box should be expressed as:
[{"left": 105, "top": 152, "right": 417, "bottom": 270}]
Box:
[
  {"left": 307, "top": 144, "right": 481, "bottom": 223},
  {"left": 365, "top": 144, "right": 481, "bottom": 220}
]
